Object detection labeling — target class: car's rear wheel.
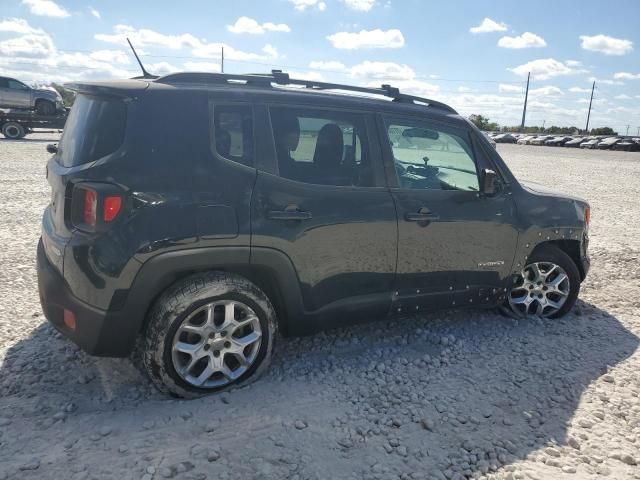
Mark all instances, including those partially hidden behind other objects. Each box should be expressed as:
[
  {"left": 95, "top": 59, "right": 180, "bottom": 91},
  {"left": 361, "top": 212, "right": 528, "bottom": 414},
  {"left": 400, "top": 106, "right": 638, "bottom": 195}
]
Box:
[
  {"left": 140, "top": 271, "right": 276, "bottom": 398},
  {"left": 35, "top": 100, "right": 55, "bottom": 116},
  {"left": 1, "top": 122, "right": 26, "bottom": 139},
  {"left": 506, "top": 244, "right": 580, "bottom": 319}
]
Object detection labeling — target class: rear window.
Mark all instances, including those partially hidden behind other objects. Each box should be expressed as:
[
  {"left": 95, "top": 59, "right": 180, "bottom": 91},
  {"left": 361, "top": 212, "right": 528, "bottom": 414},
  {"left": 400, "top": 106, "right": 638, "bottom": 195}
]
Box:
[{"left": 58, "top": 95, "right": 126, "bottom": 167}]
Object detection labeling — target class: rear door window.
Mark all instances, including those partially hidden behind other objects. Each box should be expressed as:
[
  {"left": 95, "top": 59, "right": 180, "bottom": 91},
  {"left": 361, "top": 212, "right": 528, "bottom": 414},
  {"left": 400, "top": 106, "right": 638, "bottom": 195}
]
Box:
[
  {"left": 270, "top": 107, "right": 374, "bottom": 187},
  {"left": 58, "top": 95, "right": 126, "bottom": 167},
  {"left": 212, "top": 105, "right": 254, "bottom": 167}
]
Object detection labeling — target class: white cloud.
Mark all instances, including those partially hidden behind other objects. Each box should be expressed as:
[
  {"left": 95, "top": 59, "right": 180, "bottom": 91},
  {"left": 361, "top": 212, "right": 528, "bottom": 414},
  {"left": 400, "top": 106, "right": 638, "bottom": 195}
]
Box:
[
  {"left": 529, "top": 86, "right": 563, "bottom": 97},
  {"left": 95, "top": 25, "right": 280, "bottom": 61},
  {"left": 0, "top": 18, "right": 43, "bottom": 34},
  {"left": 145, "top": 62, "right": 180, "bottom": 75},
  {"left": 350, "top": 61, "right": 414, "bottom": 80},
  {"left": 566, "top": 60, "right": 582, "bottom": 67},
  {"left": 308, "top": 60, "right": 347, "bottom": 71},
  {"left": 88, "top": 7, "right": 100, "bottom": 19},
  {"left": 183, "top": 61, "right": 221, "bottom": 72},
  {"left": 89, "top": 49, "right": 129, "bottom": 64},
  {"left": 588, "top": 76, "right": 624, "bottom": 85},
  {"left": 227, "top": 17, "right": 290, "bottom": 35},
  {"left": 613, "top": 72, "right": 640, "bottom": 80},
  {"left": 498, "top": 32, "right": 546, "bottom": 49},
  {"left": 457, "top": 86, "right": 471, "bottom": 93},
  {"left": 569, "top": 86, "right": 591, "bottom": 93},
  {"left": 469, "top": 18, "right": 507, "bottom": 34},
  {"left": 614, "top": 94, "right": 631, "bottom": 100},
  {"left": 289, "top": 0, "right": 326, "bottom": 11},
  {"left": 346, "top": 61, "right": 439, "bottom": 96},
  {"left": 579, "top": 34, "right": 633, "bottom": 55},
  {"left": 0, "top": 33, "right": 55, "bottom": 58},
  {"left": 21, "top": 0, "right": 70, "bottom": 18},
  {"left": 287, "top": 70, "right": 325, "bottom": 81},
  {"left": 327, "top": 28, "right": 404, "bottom": 49},
  {"left": 508, "top": 58, "right": 585, "bottom": 80},
  {"left": 499, "top": 84, "right": 523, "bottom": 93},
  {"left": 341, "top": 0, "right": 375, "bottom": 11}
]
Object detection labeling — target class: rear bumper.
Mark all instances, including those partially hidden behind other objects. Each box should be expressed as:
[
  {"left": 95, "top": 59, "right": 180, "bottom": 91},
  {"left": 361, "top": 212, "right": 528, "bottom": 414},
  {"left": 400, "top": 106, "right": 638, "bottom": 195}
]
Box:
[{"left": 37, "top": 238, "right": 135, "bottom": 357}]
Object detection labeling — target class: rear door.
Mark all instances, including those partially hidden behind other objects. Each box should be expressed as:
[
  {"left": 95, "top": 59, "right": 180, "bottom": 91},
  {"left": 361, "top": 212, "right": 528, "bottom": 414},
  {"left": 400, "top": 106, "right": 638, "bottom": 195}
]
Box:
[
  {"left": 380, "top": 114, "right": 518, "bottom": 312},
  {"left": 251, "top": 104, "right": 397, "bottom": 324}
]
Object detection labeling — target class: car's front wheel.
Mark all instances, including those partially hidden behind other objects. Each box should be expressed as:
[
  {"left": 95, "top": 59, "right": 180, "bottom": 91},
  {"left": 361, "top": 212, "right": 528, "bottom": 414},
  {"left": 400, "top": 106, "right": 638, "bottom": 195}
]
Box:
[
  {"left": 140, "top": 271, "right": 276, "bottom": 398},
  {"left": 506, "top": 244, "right": 580, "bottom": 319}
]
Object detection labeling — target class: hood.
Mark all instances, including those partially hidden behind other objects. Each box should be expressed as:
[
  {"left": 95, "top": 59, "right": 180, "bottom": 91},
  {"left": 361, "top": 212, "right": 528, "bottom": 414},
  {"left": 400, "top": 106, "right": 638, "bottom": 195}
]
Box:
[
  {"left": 34, "top": 87, "right": 62, "bottom": 100},
  {"left": 520, "top": 180, "right": 588, "bottom": 205}
]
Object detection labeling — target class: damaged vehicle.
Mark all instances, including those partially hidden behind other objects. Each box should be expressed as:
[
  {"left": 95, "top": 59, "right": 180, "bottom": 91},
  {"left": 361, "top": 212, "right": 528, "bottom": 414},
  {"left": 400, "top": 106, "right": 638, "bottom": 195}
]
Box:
[{"left": 38, "top": 71, "right": 590, "bottom": 397}]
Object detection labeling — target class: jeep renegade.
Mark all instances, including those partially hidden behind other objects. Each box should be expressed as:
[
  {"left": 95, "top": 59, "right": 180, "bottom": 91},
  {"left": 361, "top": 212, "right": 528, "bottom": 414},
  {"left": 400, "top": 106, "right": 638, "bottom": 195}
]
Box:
[{"left": 37, "top": 71, "right": 590, "bottom": 397}]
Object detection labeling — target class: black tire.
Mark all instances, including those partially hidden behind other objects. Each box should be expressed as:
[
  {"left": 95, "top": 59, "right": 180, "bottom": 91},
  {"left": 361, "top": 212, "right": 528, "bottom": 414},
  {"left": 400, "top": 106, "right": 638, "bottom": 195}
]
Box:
[
  {"left": 35, "top": 100, "right": 55, "bottom": 116},
  {"left": 506, "top": 243, "right": 581, "bottom": 319},
  {"left": 140, "top": 271, "right": 277, "bottom": 398},
  {"left": 1, "top": 122, "right": 26, "bottom": 139}
]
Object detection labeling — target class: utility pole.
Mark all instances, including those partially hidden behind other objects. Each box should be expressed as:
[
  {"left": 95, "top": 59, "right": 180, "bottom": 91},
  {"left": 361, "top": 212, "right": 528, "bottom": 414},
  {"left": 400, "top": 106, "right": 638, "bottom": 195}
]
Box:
[
  {"left": 542, "top": 120, "right": 546, "bottom": 131},
  {"left": 520, "top": 72, "right": 530, "bottom": 131},
  {"left": 585, "top": 80, "right": 595, "bottom": 133},
  {"left": 221, "top": 46, "right": 224, "bottom": 73},
  {"left": 637, "top": 126, "right": 640, "bottom": 136},
  {"left": 625, "top": 125, "right": 630, "bottom": 136}
]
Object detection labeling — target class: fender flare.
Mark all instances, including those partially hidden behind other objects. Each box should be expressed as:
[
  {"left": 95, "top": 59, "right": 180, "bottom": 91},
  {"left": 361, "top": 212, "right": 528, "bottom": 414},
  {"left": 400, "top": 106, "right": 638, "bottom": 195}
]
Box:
[{"left": 117, "top": 246, "right": 305, "bottom": 351}]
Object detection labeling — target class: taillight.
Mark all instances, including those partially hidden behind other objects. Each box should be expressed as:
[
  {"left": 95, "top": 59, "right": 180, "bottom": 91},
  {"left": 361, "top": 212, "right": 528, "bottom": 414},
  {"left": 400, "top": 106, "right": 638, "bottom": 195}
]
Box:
[
  {"left": 585, "top": 207, "right": 590, "bottom": 228},
  {"left": 83, "top": 189, "right": 97, "bottom": 226},
  {"left": 72, "top": 184, "right": 124, "bottom": 231},
  {"left": 103, "top": 195, "right": 122, "bottom": 222}
]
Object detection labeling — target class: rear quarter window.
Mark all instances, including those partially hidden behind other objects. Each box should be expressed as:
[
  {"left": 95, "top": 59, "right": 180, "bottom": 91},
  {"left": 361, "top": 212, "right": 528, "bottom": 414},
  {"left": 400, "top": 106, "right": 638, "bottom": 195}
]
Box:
[{"left": 58, "top": 95, "right": 126, "bottom": 167}]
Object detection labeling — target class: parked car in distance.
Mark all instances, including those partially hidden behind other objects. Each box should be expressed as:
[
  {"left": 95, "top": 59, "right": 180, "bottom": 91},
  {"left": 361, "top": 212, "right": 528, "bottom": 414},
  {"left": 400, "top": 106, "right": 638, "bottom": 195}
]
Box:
[
  {"left": 564, "top": 137, "right": 587, "bottom": 148},
  {"left": 610, "top": 138, "right": 640, "bottom": 152},
  {"left": 0, "top": 76, "right": 63, "bottom": 115},
  {"left": 37, "top": 71, "right": 590, "bottom": 397},
  {"left": 530, "top": 135, "right": 555, "bottom": 146},
  {"left": 517, "top": 135, "right": 537, "bottom": 145},
  {"left": 493, "top": 133, "right": 517, "bottom": 144},
  {"left": 580, "top": 137, "right": 603, "bottom": 149},
  {"left": 482, "top": 131, "right": 497, "bottom": 148},
  {"left": 597, "top": 137, "right": 623, "bottom": 149},
  {"left": 545, "top": 136, "right": 573, "bottom": 147}
]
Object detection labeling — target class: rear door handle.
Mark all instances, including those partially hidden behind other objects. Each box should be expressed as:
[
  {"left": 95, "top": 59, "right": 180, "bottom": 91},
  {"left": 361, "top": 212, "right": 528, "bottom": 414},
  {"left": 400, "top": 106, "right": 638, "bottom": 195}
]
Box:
[
  {"left": 405, "top": 207, "right": 439, "bottom": 222},
  {"left": 268, "top": 205, "right": 312, "bottom": 221}
]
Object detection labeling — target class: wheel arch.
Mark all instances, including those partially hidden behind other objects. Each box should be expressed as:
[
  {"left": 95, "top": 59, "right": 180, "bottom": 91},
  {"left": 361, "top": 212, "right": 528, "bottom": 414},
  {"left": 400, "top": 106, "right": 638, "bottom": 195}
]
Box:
[
  {"left": 531, "top": 239, "right": 586, "bottom": 280},
  {"left": 125, "top": 246, "right": 303, "bottom": 342}
]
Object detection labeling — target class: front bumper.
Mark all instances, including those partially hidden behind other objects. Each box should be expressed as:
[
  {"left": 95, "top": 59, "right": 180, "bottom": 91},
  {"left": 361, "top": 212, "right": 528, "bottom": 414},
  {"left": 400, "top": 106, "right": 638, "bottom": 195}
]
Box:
[{"left": 37, "top": 238, "right": 135, "bottom": 357}]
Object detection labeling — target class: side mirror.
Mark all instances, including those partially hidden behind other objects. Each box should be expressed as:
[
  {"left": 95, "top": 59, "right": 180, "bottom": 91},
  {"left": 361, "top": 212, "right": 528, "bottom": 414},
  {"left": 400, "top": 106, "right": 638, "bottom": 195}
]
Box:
[
  {"left": 481, "top": 168, "right": 499, "bottom": 196},
  {"left": 46, "top": 143, "right": 58, "bottom": 154}
]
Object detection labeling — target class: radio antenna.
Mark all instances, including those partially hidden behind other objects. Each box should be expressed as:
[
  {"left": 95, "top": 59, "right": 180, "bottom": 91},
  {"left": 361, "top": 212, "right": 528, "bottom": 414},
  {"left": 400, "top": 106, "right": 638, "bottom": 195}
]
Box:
[{"left": 127, "top": 38, "right": 157, "bottom": 79}]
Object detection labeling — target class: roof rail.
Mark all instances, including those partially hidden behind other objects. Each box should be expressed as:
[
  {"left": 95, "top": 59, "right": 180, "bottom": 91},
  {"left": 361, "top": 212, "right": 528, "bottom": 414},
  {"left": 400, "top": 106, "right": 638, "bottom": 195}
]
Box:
[{"left": 155, "top": 70, "right": 457, "bottom": 114}]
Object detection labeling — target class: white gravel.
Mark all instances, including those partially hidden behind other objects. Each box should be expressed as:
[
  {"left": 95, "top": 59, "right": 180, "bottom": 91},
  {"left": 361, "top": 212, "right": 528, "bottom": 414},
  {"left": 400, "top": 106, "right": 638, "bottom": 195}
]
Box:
[{"left": 0, "top": 135, "right": 639, "bottom": 480}]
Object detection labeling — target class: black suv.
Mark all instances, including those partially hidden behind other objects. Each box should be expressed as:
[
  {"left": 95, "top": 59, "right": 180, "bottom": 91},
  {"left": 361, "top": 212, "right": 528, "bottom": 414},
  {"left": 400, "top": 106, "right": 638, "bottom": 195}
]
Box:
[{"left": 37, "top": 71, "right": 590, "bottom": 397}]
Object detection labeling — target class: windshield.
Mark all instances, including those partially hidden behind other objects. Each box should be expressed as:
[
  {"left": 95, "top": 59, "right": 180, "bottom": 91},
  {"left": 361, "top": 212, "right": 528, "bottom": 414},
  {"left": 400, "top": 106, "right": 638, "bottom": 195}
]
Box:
[{"left": 57, "top": 94, "right": 126, "bottom": 167}]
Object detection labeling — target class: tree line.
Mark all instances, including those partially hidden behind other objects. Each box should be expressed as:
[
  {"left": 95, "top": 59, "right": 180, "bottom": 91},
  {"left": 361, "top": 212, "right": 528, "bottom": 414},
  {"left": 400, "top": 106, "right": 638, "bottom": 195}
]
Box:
[{"left": 468, "top": 114, "right": 617, "bottom": 136}]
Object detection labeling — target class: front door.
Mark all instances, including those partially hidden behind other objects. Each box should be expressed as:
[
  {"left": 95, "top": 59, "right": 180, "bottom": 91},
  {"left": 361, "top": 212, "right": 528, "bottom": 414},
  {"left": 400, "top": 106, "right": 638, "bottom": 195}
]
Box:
[
  {"left": 380, "top": 115, "right": 518, "bottom": 313},
  {"left": 251, "top": 105, "right": 397, "bottom": 328},
  {"left": 4, "top": 78, "right": 31, "bottom": 108}
]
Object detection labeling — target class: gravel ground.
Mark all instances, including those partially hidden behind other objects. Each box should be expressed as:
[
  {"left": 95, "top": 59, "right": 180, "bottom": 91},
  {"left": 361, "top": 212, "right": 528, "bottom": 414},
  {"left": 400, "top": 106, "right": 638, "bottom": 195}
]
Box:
[{"left": 0, "top": 134, "right": 639, "bottom": 480}]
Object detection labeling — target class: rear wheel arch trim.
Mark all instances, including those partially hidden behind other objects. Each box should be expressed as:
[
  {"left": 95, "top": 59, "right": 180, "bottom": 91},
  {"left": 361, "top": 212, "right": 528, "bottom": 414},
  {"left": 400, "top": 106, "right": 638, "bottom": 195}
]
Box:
[{"left": 126, "top": 246, "right": 304, "bottom": 341}]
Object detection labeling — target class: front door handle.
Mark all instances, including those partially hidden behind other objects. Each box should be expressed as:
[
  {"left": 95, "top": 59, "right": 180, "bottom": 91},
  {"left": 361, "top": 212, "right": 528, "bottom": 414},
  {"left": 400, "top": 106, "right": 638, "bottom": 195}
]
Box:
[
  {"left": 405, "top": 207, "right": 439, "bottom": 222},
  {"left": 267, "top": 204, "right": 312, "bottom": 221}
]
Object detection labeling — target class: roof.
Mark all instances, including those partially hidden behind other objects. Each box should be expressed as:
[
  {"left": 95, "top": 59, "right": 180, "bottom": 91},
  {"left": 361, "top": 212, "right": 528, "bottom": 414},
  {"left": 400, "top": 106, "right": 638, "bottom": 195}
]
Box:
[{"left": 65, "top": 70, "right": 463, "bottom": 122}]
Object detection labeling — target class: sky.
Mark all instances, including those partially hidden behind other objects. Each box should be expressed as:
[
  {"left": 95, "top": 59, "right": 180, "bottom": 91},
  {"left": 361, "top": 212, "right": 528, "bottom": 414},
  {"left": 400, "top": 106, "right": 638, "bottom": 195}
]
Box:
[{"left": 1, "top": 0, "right": 639, "bottom": 133}]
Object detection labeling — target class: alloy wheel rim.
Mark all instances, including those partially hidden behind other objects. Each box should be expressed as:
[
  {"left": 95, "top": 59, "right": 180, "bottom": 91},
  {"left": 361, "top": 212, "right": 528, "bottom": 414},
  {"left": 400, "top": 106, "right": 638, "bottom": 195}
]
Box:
[
  {"left": 6, "top": 126, "right": 19, "bottom": 138},
  {"left": 508, "top": 261, "right": 570, "bottom": 317},
  {"left": 171, "top": 300, "right": 262, "bottom": 388}
]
